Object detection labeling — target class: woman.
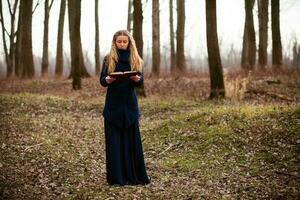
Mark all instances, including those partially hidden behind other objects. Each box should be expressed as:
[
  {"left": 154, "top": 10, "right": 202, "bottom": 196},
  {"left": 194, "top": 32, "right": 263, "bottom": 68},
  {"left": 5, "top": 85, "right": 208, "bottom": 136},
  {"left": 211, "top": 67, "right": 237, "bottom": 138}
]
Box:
[{"left": 99, "top": 30, "right": 150, "bottom": 186}]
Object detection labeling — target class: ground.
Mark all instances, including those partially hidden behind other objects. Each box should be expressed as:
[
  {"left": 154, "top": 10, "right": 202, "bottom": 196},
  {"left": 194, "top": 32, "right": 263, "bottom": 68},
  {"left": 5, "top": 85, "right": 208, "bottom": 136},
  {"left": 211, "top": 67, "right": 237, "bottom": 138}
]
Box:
[{"left": 0, "top": 71, "right": 299, "bottom": 199}]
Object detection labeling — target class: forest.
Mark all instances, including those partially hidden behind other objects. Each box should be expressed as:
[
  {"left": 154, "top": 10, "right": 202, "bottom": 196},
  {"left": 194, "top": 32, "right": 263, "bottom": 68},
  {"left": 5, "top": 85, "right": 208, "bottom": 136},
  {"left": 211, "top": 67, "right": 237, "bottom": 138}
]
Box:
[{"left": 0, "top": 0, "right": 299, "bottom": 199}]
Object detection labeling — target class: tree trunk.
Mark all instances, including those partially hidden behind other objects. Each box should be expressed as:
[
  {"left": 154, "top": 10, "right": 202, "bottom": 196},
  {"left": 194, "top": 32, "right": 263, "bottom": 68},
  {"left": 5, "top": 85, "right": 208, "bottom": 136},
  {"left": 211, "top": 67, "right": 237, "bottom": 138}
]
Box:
[
  {"left": 20, "top": 0, "right": 34, "bottom": 78},
  {"left": 169, "top": 0, "right": 176, "bottom": 73},
  {"left": 8, "top": 0, "right": 19, "bottom": 77},
  {"left": 241, "top": 0, "right": 256, "bottom": 70},
  {"left": 68, "top": 0, "right": 82, "bottom": 89},
  {"left": 206, "top": 0, "right": 225, "bottom": 98},
  {"left": 152, "top": 0, "right": 160, "bottom": 75},
  {"left": 15, "top": 0, "right": 23, "bottom": 77},
  {"left": 271, "top": 0, "right": 282, "bottom": 69},
  {"left": 68, "top": 0, "right": 89, "bottom": 79},
  {"left": 42, "top": 0, "right": 54, "bottom": 76},
  {"left": 133, "top": 0, "right": 143, "bottom": 58},
  {"left": 127, "top": 0, "right": 133, "bottom": 33},
  {"left": 133, "top": 0, "right": 146, "bottom": 97},
  {"left": 258, "top": 0, "right": 268, "bottom": 70},
  {"left": 0, "top": 0, "right": 10, "bottom": 76},
  {"left": 176, "top": 0, "right": 185, "bottom": 71},
  {"left": 95, "top": 0, "right": 100, "bottom": 75},
  {"left": 55, "top": 0, "right": 66, "bottom": 76}
]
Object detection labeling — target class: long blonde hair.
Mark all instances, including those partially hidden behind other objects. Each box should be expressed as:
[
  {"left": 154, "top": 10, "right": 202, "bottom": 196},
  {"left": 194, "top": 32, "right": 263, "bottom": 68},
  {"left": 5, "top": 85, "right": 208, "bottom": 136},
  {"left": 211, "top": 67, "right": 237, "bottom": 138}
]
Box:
[{"left": 107, "top": 30, "right": 143, "bottom": 74}]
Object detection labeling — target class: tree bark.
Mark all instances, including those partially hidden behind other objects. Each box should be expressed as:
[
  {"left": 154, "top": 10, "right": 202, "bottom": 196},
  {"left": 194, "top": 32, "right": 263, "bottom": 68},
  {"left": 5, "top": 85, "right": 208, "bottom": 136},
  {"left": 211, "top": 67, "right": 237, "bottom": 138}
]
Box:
[
  {"left": 206, "top": 0, "right": 225, "bottom": 98},
  {"left": 241, "top": 0, "right": 256, "bottom": 70},
  {"left": 169, "top": 0, "right": 175, "bottom": 73},
  {"left": 152, "top": 0, "right": 160, "bottom": 75},
  {"left": 42, "top": 0, "right": 54, "bottom": 76},
  {"left": 20, "top": 0, "right": 34, "bottom": 78},
  {"left": 68, "top": 0, "right": 82, "bottom": 89},
  {"left": 271, "top": 0, "right": 282, "bottom": 69},
  {"left": 95, "top": 0, "right": 100, "bottom": 75},
  {"left": 55, "top": 0, "right": 66, "bottom": 76},
  {"left": 258, "top": 0, "right": 268, "bottom": 70},
  {"left": 176, "top": 0, "right": 185, "bottom": 71},
  {"left": 133, "top": 0, "right": 146, "bottom": 97}
]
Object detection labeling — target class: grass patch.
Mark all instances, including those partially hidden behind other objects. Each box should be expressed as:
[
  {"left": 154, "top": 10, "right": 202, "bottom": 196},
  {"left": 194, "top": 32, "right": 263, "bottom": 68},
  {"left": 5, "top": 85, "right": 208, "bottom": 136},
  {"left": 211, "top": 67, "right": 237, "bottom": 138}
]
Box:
[{"left": 1, "top": 92, "right": 299, "bottom": 199}]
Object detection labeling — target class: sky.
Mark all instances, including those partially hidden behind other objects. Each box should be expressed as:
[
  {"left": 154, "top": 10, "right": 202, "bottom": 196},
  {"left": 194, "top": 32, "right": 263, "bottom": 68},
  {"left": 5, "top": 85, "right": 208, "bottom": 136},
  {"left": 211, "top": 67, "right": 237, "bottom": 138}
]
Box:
[{"left": 1, "top": 0, "right": 300, "bottom": 71}]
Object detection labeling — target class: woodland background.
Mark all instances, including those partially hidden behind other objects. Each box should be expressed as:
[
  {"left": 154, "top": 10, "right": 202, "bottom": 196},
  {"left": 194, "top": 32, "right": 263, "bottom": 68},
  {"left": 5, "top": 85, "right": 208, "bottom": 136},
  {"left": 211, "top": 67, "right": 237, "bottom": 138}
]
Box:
[{"left": 0, "top": 0, "right": 299, "bottom": 199}]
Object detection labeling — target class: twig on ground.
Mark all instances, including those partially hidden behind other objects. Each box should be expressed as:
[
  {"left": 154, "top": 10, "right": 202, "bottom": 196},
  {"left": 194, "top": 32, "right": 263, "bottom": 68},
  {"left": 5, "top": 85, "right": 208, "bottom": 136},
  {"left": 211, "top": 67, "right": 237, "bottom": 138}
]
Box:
[{"left": 24, "top": 143, "right": 43, "bottom": 151}]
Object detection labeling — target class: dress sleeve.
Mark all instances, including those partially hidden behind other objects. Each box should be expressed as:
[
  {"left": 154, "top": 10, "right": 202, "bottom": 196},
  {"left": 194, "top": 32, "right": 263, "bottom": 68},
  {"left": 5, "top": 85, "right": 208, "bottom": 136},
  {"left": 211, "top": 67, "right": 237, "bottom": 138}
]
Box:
[
  {"left": 131, "top": 71, "right": 144, "bottom": 87},
  {"left": 99, "top": 57, "right": 109, "bottom": 87}
]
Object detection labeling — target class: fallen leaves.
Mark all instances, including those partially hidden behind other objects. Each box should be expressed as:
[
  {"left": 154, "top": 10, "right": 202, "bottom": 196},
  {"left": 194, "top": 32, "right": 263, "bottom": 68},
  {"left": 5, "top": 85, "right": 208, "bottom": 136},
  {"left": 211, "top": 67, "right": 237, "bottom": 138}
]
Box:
[{"left": 0, "top": 76, "right": 300, "bottom": 199}]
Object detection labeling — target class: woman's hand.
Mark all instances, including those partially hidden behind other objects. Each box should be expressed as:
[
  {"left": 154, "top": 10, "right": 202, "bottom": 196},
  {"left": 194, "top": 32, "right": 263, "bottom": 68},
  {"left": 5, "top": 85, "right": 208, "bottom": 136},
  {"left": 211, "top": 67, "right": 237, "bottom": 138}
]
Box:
[
  {"left": 130, "top": 75, "right": 141, "bottom": 82},
  {"left": 105, "top": 76, "right": 116, "bottom": 84}
]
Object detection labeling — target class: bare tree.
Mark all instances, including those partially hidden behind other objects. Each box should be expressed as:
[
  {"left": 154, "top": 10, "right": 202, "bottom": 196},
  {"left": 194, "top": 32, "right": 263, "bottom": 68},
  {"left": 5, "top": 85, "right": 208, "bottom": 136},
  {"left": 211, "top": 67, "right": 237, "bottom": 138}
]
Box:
[
  {"left": 133, "top": 0, "right": 146, "bottom": 97},
  {"left": 55, "top": 0, "right": 66, "bottom": 76},
  {"left": 241, "top": 0, "right": 256, "bottom": 70},
  {"left": 0, "top": 0, "right": 19, "bottom": 77},
  {"left": 19, "top": 0, "right": 35, "bottom": 78},
  {"left": 95, "top": 0, "right": 100, "bottom": 75},
  {"left": 133, "top": 0, "right": 143, "bottom": 58},
  {"left": 176, "top": 0, "right": 185, "bottom": 71},
  {"left": 41, "top": 0, "right": 54, "bottom": 76},
  {"left": 271, "top": 0, "right": 282, "bottom": 69},
  {"left": 258, "top": 0, "right": 268, "bottom": 70},
  {"left": 68, "top": 0, "right": 89, "bottom": 79},
  {"left": 15, "top": 0, "right": 23, "bottom": 77},
  {"left": 206, "top": 0, "right": 225, "bottom": 98},
  {"left": 68, "top": 0, "right": 83, "bottom": 89},
  {"left": 292, "top": 42, "right": 299, "bottom": 67},
  {"left": 0, "top": 0, "right": 9, "bottom": 75},
  {"left": 127, "top": 0, "right": 133, "bottom": 33},
  {"left": 169, "top": 0, "right": 175, "bottom": 72},
  {"left": 152, "top": 0, "right": 160, "bottom": 75}
]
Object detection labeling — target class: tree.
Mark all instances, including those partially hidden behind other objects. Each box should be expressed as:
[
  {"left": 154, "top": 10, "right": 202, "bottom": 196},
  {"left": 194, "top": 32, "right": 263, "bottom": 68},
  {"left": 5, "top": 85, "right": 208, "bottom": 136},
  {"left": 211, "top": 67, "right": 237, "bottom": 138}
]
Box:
[
  {"left": 95, "top": 0, "right": 100, "bottom": 75},
  {"left": 152, "top": 0, "right": 160, "bottom": 75},
  {"left": 55, "top": 0, "right": 66, "bottom": 76},
  {"left": 258, "top": 0, "right": 269, "bottom": 70},
  {"left": 68, "top": 0, "right": 89, "bottom": 79},
  {"left": 271, "top": 0, "right": 282, "bottom": 69},
  {"left": 0, "top": 0, "right": 19, "bottom": 77},
  {"left": 127, "top": 0, "right": 133, "bottom": 33},
  {"left": 15, "top": 0, "right": 23, "bottom": 77},
  {"left": 133, "top": 0, "right": 146, "bottom": 97},
  {"left": 41, "top": 0, "right": 54, "bottom": 76},
  {"left": 19, "top": 0, "right": 35, "bottom": 78},
  {"left": 68, "top": 0, "right": 83, "bottom": 89},
  {"left": 206, "top": 0, "right": 225, "bottom": 98},
  {"left": 176, "top": 0, "right": 185, "bottom": 71},
  {"left": 241, "top": 0, "right": 256, "bottom": 70},
  {"left": 169, "top": 0, "right": 175, "bottom": 73}
]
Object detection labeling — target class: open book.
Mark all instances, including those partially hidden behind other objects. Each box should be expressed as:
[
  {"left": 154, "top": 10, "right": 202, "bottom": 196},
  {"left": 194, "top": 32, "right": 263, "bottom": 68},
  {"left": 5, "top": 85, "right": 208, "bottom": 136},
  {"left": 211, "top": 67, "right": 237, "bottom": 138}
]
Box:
[{"left": 109, "top": 71, "right": 138, "bottom": 80}]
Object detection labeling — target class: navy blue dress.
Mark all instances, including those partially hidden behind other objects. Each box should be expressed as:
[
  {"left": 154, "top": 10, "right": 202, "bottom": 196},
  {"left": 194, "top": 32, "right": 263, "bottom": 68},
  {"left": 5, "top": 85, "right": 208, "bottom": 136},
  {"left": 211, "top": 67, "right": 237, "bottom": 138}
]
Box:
[{"left": 99, "top": 49, "right": 150, "bottom": 186}]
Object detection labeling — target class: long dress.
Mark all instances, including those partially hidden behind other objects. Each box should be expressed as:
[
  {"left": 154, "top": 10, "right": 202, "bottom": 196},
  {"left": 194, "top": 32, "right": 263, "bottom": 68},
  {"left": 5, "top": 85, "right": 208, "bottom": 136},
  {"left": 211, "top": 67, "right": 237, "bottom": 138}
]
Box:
[{"left": 99, "top": 49, "right": 150, "bottom": 186}]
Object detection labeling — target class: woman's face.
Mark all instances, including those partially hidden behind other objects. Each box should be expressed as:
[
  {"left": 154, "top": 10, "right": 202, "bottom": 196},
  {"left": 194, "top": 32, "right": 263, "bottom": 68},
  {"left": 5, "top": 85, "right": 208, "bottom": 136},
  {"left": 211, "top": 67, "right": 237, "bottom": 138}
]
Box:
[{"left": 116, "top": 35, "right": 129, "bottom": 50}]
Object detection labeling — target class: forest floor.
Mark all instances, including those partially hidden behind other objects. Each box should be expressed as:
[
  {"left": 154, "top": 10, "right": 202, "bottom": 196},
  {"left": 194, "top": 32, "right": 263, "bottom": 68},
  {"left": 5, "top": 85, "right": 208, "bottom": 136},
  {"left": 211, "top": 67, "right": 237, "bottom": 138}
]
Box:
[{"left": 0, "top": 70, "right": 299, "bottom": 199}]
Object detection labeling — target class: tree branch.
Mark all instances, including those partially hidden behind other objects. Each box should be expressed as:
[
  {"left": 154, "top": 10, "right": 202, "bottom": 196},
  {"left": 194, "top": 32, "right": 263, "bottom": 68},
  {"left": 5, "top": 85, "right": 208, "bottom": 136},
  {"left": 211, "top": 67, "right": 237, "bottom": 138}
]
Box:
[
  {"left": 49, "top": 0, "right": 54, "bottom": 10},
  {"left": 32, "top": 0, "right": 40, "bottom": 15},
  {"left": 6, "top": 0, "right": 13, "bottom": 15},
  {"left": 13, "top": 0, "right": 19, "bottom": 15}
]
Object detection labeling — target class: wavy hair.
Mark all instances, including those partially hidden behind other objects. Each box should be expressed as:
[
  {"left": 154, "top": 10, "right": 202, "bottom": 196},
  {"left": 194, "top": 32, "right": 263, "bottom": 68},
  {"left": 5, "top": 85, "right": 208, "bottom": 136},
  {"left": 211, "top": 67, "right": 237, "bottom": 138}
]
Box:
[{"left": 107, "top": 30, "right": 143, "bottom": 74}]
